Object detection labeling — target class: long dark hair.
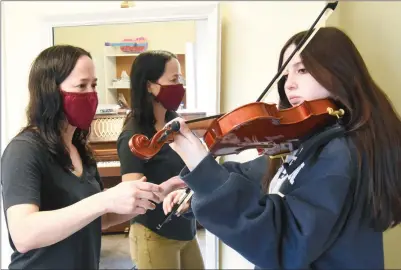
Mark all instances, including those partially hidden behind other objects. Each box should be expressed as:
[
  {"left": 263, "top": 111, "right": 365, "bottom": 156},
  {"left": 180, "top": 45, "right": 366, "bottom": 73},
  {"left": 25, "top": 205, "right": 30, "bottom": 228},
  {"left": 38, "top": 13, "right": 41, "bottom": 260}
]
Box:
[
  {"left": 123, "top": 50, "right": 177, "bottom": 136},
  {"left": 20, "top": 45, "right": 96, "bottom": 171},
  {"left": 263, "top": 27, "right": 401, "bottom": 231}
]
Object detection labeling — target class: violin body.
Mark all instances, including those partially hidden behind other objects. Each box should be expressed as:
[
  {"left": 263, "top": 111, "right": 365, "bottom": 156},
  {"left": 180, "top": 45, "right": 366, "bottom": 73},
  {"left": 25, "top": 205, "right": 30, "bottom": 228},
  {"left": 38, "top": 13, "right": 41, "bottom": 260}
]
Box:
[
  {"left": 203, "top": 99, "right": 341, "bottom": 156},
  {"left": 129, "top": 98, "right": 343, "bottom": 159}
]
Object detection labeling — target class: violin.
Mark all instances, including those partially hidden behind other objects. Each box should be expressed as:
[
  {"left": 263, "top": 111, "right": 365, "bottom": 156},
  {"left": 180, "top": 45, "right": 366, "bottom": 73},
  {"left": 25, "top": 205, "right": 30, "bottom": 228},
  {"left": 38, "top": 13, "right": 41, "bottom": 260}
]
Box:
[
  {"left": 129, "top": 1, "right": 341, "bottom": 160},
  {"left": 130, "top": 99, "right": 344, "bottom": 159}
]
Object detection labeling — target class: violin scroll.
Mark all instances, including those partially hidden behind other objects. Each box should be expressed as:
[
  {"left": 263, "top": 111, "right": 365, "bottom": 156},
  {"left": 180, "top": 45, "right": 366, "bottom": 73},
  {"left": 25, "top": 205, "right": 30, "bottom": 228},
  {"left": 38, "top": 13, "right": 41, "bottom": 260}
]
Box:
[
  {"left": 129, "top": 117, "right": 217, "bottom": 160},
  {"left": 128, "top": 121, "right": 181, "bottom": 160}
]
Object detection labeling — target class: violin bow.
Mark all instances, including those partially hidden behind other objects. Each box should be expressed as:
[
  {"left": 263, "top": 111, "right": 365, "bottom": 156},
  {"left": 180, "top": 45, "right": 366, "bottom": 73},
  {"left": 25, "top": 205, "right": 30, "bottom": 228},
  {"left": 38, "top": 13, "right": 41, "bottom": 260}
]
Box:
[{"left": 157, "top": 1, "right": 339, "bottom": 229}]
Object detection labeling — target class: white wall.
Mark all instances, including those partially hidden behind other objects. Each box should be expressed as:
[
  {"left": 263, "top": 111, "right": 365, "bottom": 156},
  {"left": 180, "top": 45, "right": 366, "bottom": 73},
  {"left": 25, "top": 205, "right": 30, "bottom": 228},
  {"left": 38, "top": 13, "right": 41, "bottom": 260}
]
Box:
[
  {"left": 194, "top": 20, "right": 210, "bottom": 113},
  {"left": 1, "top": 1, "right": 10, "bottom": 267},
  {"left": 1, "top": 1, "right": 327, "bottom": 268}
]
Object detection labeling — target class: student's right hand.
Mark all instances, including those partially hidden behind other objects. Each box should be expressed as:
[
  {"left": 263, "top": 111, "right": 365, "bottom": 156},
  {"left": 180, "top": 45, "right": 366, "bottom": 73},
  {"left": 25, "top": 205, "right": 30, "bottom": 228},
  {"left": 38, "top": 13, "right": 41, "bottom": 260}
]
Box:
[
  {"left": 103, "top": 177, "right": 163, "bottom": 215},
  {"left": 163, "top": 189, "right": 190, "bottom": 216}
]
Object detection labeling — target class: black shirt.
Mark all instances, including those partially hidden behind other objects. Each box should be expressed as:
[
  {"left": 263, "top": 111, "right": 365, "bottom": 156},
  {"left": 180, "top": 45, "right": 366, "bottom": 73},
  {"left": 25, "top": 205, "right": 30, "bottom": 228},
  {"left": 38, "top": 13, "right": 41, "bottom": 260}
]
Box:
[
  {"left": 1, "top": 131, "right": 103, "bottom": 269},
  {"left": 117, "top": 112, "right": 196, "bottom": 241}
]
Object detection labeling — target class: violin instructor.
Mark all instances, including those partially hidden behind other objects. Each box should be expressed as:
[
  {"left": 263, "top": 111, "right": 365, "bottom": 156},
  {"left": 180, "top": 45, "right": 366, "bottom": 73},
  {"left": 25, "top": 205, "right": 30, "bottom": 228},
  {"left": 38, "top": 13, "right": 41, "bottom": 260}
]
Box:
[
  {"left": 1, "top": 45, "right": 164, "bottom": 269},
  {"left": 117, "top": 50, "right": 204, "bottom": 269},
  {"left": 162, "top": 27, "right": 401, "bottom": 269}
]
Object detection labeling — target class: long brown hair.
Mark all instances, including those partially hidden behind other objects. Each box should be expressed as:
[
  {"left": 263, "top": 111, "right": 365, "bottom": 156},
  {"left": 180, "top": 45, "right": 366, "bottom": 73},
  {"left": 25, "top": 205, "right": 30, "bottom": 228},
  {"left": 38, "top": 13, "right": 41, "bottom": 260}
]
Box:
[
  {"left": 20, "top": 45, "right": 96, "bottom": 171},
  {"left": 263, "top": 27, "right": 401, "bottom": 231}
]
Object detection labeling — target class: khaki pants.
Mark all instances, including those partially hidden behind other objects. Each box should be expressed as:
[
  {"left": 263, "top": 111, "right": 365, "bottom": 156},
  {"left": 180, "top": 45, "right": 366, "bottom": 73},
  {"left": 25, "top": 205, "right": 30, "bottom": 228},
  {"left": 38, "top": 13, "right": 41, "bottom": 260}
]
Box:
[{"left": 129, "top": 223, "right": 205, "bottom": 270}]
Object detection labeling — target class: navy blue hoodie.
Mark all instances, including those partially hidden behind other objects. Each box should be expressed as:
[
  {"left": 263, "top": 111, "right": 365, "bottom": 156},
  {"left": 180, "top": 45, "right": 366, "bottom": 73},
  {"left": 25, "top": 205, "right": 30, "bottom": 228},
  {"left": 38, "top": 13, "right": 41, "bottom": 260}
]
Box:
[{"left": 179, "top": 136, "right": 384, "bottom": 269}]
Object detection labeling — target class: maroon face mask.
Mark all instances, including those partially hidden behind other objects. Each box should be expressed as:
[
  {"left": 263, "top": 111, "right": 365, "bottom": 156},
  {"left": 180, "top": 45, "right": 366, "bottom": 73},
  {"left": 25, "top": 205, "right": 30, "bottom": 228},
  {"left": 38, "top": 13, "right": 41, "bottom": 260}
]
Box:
[
  {"left": 154, "top": 83, "right": 186, "bottom": 111},
  {"left": 60, "top": 90, "right": 98, "bottom": 130}
]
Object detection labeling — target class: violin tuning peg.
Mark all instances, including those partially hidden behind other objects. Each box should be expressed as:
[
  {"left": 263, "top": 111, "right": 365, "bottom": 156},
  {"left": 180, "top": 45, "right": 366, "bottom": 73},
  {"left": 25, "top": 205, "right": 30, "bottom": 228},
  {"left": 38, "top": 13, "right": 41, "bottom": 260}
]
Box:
[
  {"left": 171, "top": 121, "right": 180, "bottom": 132},
  {"left": 327, "top": 107, "right": 345, "bottom": 119}
]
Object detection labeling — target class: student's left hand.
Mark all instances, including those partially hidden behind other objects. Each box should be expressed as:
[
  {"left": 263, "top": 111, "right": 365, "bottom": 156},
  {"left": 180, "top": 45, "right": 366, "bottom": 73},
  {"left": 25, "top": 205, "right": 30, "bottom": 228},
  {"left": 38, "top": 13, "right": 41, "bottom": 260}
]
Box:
[{"left": 165, "top": 117, "right": 209, "bottom": 171}]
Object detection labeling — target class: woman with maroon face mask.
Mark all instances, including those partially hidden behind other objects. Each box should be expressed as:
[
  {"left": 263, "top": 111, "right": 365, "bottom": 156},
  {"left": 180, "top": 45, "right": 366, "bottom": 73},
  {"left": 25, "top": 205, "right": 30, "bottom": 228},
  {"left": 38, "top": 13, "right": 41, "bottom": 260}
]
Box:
[
  {"left": 1, "top": 45, "right": 165, "bottom": 269},
  {"left": 117, "top": 50, "right": 204, "bottom": 269}
]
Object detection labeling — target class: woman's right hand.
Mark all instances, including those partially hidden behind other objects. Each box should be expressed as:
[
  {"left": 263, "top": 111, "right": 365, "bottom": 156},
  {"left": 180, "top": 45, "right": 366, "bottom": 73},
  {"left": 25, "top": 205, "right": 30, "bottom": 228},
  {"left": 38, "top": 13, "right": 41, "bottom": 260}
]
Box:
[{"left": 103, "top": 177, "right": 163, "bottom": 215}]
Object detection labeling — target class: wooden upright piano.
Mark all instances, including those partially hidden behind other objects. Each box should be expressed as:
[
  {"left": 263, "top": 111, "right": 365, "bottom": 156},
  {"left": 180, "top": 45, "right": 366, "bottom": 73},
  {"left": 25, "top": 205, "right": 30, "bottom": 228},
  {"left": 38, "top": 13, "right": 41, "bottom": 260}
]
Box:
[{"left": 89, "top": 112, "right": 130, "bottom": 234}]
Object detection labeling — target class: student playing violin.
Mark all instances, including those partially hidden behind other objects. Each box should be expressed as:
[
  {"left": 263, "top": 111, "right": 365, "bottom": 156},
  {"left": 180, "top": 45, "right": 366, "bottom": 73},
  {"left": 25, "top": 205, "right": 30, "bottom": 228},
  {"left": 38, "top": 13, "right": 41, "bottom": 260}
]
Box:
[{"left": 161, "top": 27, "right": 401, "bottom": 269}]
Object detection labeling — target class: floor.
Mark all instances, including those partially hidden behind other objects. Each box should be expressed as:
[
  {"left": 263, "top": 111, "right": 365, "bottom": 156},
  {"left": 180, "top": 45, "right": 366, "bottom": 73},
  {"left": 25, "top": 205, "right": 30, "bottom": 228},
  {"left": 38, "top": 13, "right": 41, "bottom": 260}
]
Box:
[{"left": 99, "top": 229, "right": 206, "bottom": 269}]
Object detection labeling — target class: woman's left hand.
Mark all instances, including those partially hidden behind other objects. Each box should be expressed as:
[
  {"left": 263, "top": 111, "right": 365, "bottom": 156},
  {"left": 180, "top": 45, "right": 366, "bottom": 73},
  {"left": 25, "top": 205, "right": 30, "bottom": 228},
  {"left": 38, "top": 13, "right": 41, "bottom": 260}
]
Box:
[{"left": 165, "top": 117, "right": 208, "bottom": 171}]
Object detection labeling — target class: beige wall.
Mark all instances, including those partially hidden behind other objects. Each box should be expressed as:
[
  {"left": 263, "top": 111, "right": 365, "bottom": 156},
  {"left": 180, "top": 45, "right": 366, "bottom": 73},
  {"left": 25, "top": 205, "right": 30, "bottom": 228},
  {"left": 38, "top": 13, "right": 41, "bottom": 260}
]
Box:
[
  {"left": 327, "top": 2, "right": 401, "bottom": 268},
  {"left": 53, "top": 21, "right": 196, "bottom": 103}
]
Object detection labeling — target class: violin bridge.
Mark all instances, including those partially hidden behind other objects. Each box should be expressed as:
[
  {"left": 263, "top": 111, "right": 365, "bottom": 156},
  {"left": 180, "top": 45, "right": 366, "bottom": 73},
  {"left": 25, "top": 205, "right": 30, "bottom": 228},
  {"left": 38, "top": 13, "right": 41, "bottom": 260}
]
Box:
[{"left": 327, "top": 107, "right": 345, "bottom": 119}]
